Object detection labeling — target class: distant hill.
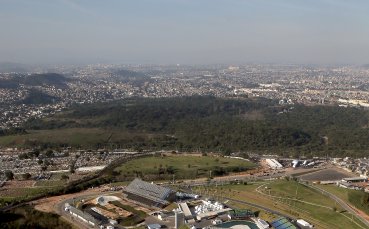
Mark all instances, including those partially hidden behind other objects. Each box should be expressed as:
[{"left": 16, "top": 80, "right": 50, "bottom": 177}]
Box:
[
  {"left": 21, "top": 89, "right": 60, "bottom": 105},
  {"left": 22, "top": 73, "right": 70, "bottom": 89},
  {"left": 0, "top": 79, "right": 19, "bottom": 89},
  {"left": 22, "top": 96, "right": 369, "bottom": 157},
  {"left": 0, "top": 73, "right": 70, "bottom": 89}
]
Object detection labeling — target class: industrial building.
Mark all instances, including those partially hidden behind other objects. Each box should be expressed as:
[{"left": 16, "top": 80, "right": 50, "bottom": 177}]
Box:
[
  {"left": 64, "top": 203, "right": 100, "bottom": 227},
  {"left": 266, "top": 159, "right": 283, "bottom": 169},
  {"left": 123, "top": 178, "right": 176, "bottom": 208}
]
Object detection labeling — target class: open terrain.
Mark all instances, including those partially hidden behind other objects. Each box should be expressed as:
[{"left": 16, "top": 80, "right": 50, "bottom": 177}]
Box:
[
  {"left": 316, "top": 184, "right": 369, "bottom": 217},
  {"left": 300, "top": 168, "right": 355, "bottom": 181},
  {"left": 194, "top": 180, "right": 368, "bottom": 229},
  {"left": 114, "top": 154, "right": 256, "bottom": 180}
]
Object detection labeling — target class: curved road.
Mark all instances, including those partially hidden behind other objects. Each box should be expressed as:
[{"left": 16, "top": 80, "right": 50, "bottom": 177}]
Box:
[
  {"left": 303, "top": 183, "right": 369, "bottom": 228},
  {"left": 180, "top": 183, "right": 295, "bottom": 221}
]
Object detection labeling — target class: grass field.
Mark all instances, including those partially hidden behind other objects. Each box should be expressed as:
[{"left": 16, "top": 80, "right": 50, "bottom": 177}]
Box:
[
  {"left": 0, "top": 186, "right": 55, "bottom": 198},
  {"left": 34, "top": 180, "right": 66, "bottom": 187},
  {"left": 114, "top": 154, "right": 256, "bottom": 180},
  {"left": 0, "top": 186, "right": 58, "bottom": 207},
  {"left": 194, "top": 180, "right": 368, "bottom": 229},
  {"left": 317, "top": 184, "right": 369, "bottom": 216}
]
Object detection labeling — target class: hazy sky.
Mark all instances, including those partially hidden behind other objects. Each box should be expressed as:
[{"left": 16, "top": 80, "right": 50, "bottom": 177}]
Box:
[{"left": 1, "top": 0, "right": 369, "bottom": 65}]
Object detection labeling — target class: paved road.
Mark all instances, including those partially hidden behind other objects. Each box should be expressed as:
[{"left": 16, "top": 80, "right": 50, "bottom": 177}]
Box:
[{"left": 304, "top": 183, "right": 369, "bottom": 228}]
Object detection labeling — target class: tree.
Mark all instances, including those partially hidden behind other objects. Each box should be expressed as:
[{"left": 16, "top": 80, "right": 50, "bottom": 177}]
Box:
[
  {"left": 45, "top": 149, "right": 54, "bottom": 157},
  {"left": 361, "top": 193, "right": 369, "bottom": 206},
  {"left": 61, "top": 174, "right": 69, "bottom": 181},
  {"left": 22, "top": 173, "right": 32, "bottom": 180},
  {"left": 4, "top": 170, "right": 14, "bottom": 180},
  {"left": 69, "top": 164, "right": 75, "bottom": 174}
]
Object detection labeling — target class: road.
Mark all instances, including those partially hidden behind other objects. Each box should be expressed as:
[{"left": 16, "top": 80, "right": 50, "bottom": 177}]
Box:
[{"left": 304, "top": 183, "right": 369, "bottom": 228}]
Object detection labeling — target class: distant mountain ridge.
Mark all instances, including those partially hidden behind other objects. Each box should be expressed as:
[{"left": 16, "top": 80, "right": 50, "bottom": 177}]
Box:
[
  {"left": 22, "top": 73, "right": 70, "bottom": 88},
  {"left": 0, "top": 73, "right": 70, "bottom": 89}
]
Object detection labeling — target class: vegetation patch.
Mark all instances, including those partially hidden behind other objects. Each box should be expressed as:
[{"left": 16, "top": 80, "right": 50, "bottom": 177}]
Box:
[
  {"left": 4, "top": 96, "right": 368, "bottom": 157},
  {"left": 113, "top": 154, "right": 255, "bottom": 180},
  {"left": 0, "top": 206, "right": 72, "bottom": 229}
]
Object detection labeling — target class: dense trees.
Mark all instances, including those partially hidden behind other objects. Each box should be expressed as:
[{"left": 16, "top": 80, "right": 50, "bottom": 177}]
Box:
[
  {"left": 4, "top": 170, "right": 14, "bottom": 180},
  {"left": 20, "top": 96, "right": 369, "bottom": 157},
  {"left": 0, "top": 206, "right": 72, "bottom": 229}
]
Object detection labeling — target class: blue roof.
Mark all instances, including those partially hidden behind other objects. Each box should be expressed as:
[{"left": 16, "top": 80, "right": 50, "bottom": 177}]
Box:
[{"left": 271, "top": 218, "right": 297, "bottom": 229}]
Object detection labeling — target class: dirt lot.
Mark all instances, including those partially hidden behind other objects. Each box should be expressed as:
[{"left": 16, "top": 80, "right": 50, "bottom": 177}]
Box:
[
  {"left": 300, "top": 167, "right": 355, "bottom": 181},
  {"left": 31, "top": 187, "right": 106, "bottom": 213}
]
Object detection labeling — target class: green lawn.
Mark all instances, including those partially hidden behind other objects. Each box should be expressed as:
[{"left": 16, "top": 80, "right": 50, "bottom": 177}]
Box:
[
  {"left": 34, "top": 180, "right": 66, "bottom": 187},
  {"left": 114, "top": 155, "right": 255, "bottom": 180},
  {"left": 196, "top": 180, "right": 368, "bottom": 229},
  {"left": 317, "top": 184, "right": 369, "bottom": 216},
  {"left": 264, "top": 180, "right": 335, "bottom": 207},
  {"left": 0, "top": 187, "right": 55, "bottom": 198},
  {"left": 0, "top": 186, "right": 58, "bottom": 207}
]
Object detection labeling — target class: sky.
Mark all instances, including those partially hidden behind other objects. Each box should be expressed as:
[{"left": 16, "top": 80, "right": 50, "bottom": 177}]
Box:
[{"left": 1, "top": 0, "right": 369, "bottom": 65}]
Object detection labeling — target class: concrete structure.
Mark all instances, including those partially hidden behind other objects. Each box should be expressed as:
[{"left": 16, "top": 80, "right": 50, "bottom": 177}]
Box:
[
  {"left": 178, "top": 202, "right": 194, "bottom": 221},
  {"left": 64, "top": 203, "right": 99, "bottom": 227},
  {"left": 296, "top": 219, "right": 313, "bottom": 228},
  {"left": 256, "top": 218, "right": 270, "bottom": 229},
  {"left": 292, "top": 160, "right": 299, "bottom": 168},
  {"left": 174, "top": 209, "right": 185, "bottom": 229},
  {"left": 266, "top": 159, "right": 283, "bottom": 169},
  {"left": 123, "top": 178, "right": 176, "bottom": 208},
  {"left": 147, "top": 224, "right": 162, "bottom": 229},
  {"left": 342, "top": 177, "right": 367, "bottom": 183},
  {"left": 196, "top": 208, "right": 232, "bottom": 221}
]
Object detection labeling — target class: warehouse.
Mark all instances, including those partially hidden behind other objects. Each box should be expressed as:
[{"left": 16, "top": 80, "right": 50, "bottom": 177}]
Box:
[
  {"left": 65, "top": 203, "right": 100, "bottom": 226},
  {"left": 266, "top": 159, "right": 283, "bottom": 169},
  {"left": 123, "top": 178, "right": 176, "bottom": 208}
]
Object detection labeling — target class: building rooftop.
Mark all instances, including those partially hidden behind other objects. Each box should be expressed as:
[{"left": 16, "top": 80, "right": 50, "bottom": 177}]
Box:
[{"left": 125, "top": 178, "right": 173, "bottom": 205}]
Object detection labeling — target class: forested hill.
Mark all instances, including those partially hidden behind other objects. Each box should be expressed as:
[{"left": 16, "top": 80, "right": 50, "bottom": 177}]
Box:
[
  {"left": 0, "top": 73, "right": 70, "bottom": 89},
  {"left": 23, "top": 96, "right": 369, "bottom": 156}
]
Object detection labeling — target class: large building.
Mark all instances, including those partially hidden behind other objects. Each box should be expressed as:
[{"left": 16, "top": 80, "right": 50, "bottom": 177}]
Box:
[{"left": 123, "top": 178, "right": 176, "bottom": 208}]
